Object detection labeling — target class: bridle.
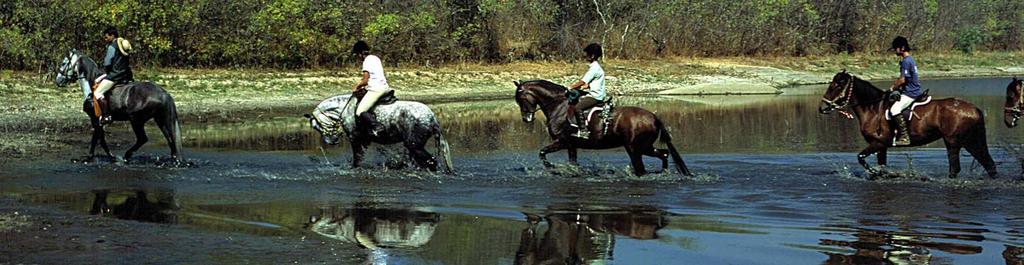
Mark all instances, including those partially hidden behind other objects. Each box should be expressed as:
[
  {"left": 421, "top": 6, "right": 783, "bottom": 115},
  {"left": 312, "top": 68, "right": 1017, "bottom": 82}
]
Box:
[
  {"left": 1005, "top": 80, "right": 1024, "bottom": 116},
  {"left": 821, "top": 77, "right": 855, "bottom": 110},
  {"left": 312, "top": 96, "right": 359, "bottom": 137},
  {"left": 57, "top": 51, "right": 83, "bottom": 85}
]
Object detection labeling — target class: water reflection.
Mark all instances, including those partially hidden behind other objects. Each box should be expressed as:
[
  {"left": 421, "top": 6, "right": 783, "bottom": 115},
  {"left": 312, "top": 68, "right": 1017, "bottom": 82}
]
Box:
[
  {"left": 90, "top": 189, "right": 178, "bottom": 224},
  {"left": 182, "top": 78, "right": 1024, "bottom": 154},
  {"left": 1006, "top": 245, "right": 1024, "bottom": 264},
  {"left": 306, "top": 206, "right": 440, "bottom": 249},
  {"left": 515, "top": 205, "right": 666, "bottom": 265}
]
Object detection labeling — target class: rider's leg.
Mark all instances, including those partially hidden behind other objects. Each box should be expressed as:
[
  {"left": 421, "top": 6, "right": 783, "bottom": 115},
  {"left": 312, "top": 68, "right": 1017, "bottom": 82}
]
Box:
[
  {"left": 78, "top": 79, "right": 92, "bottom": 100},
  {"left": 571, "top": 97, "right": 599, "bottom": 138},
  {"left": 355, "top": 88, "right": 387, "bottom": 136},
  {"left": 889, "top": 94, "right": 914, "bottom": 146},
  {"left": 94, "top": 80, "right": 115, "bottom": 124}
]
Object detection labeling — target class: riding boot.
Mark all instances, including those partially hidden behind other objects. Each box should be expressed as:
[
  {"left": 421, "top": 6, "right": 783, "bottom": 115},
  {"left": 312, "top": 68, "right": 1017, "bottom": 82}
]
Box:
[
  {"left": 98, "top": 97, "right": 113, "bottom": 125},
  {"left": 571, "top": 112, "right": 590, "bottom": 139},
  {"left": 893, "top": 115, "right": 911, "bottom": 146},
  {"left": 358, "top": 112, "right": 381, "bottom": 138}
]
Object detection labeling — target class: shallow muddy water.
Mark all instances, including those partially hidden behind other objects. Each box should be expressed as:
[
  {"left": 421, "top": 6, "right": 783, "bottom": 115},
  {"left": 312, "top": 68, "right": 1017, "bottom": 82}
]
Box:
[{"left": 4, "top": 78, "right": 1024, "bottom": 264}]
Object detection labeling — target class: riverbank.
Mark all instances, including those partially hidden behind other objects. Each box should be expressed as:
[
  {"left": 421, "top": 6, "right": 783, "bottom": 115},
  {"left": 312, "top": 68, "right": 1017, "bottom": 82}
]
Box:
[{"left": 2, "top": 52, "right": 1023, "bottom": 158}]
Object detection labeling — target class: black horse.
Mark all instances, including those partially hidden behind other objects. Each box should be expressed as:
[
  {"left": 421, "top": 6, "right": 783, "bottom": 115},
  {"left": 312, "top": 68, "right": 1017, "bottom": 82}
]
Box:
[
  {"left": 54, "top": 49, "right": 183, "bottom": 161},
  {"left": 513, "top": 80, "right": 691, "bottom": 176}
]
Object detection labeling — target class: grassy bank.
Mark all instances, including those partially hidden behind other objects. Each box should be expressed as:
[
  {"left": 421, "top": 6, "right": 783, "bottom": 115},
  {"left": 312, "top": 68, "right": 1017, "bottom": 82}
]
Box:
[{"left": 2, "top": 52, "right": 1023, "bottom": 158}]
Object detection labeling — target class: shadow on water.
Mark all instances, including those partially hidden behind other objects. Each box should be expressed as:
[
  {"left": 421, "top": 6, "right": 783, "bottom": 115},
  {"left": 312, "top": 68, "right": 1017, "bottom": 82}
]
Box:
[{"left": 90, "top": 189, "right": 179, "bottom": 224}]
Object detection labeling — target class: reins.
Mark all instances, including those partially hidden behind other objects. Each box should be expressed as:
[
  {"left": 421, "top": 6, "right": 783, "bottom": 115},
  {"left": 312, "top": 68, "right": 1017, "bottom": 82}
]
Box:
[
  {"left": 822, "top": 76, "right": 890, "bottom": 119},
  {"left": 1005, "top": 81, "right": 1023, "bottom": 116}
]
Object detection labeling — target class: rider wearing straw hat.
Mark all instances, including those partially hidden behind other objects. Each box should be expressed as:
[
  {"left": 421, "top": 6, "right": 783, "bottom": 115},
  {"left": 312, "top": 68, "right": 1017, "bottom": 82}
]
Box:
[{"left": 93, "top": 27, "right": 134, "bottom": 125}]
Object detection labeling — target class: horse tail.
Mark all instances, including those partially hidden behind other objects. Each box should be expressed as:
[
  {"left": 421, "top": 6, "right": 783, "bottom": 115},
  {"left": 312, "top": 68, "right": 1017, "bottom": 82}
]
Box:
[
  {"left": 965, "top": 106, "right": 997, "bottom": 175},
  {"left": 168, "top": 94, "right": 183, "bottom": 159},
  {"left": 434, "top": 123, "right": 454, "bottom": 174},
  {"left": 656, "top": 118, "right": 692, "bottom": 176}
]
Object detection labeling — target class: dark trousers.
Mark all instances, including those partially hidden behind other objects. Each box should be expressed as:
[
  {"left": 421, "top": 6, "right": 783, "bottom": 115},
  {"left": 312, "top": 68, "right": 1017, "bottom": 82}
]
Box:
[{"left": 569, "top": 97, "right": 601, "bottom": 124}]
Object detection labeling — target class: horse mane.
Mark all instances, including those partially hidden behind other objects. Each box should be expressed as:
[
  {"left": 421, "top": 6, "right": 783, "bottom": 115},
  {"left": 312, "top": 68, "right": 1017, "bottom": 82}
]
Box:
[
  {"left": 1009, "top": 78, "right": 1023, "bottom": 91},
  {"left": 850, "top": 74, "right": 884, "bottom": 92},
  {"left": 521, "top": 79, "right": 567, "bottom": 92},
  {"left": 69, "top": 50, "right": 104, "bottom": 80}
]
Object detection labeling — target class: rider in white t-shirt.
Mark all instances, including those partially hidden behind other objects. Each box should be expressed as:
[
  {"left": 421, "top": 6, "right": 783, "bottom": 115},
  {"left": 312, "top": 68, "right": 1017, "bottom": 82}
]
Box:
[
  {"left": 566, "top": 43, "right": 606, "bottom": 139},
  {"left": 351, "top": 41, "right": 393, "bottom": 137}
]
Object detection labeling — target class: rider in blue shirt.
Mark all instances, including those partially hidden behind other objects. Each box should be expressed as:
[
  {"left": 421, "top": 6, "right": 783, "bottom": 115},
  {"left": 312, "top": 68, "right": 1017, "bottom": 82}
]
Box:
[{"left": 888, "top": 36, "right": 921, "bottom": 146}]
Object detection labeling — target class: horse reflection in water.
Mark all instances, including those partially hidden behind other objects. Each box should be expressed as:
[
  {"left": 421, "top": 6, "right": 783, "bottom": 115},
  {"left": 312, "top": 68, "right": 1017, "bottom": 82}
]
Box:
[
  {"left": 514, "top": 206, "right": 667, "bottom": 265},
  {"left": 819, "top": 224, "right": 985, "bottom": 264},
  {"left": 90, "top": 189, "right": 178, "bottom": 224},
  {"left": 306, "top": 206, "right": 440, "bottom": 264},
  {"left": 1005, "top": 245, "right": 1024, "bottom": 265}
]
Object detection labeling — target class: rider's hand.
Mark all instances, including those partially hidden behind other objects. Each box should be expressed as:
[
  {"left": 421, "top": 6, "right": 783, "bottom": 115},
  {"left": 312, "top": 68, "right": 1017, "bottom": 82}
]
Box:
[{"left": 888, "top": 91, "right": 900, "bottom": 101}]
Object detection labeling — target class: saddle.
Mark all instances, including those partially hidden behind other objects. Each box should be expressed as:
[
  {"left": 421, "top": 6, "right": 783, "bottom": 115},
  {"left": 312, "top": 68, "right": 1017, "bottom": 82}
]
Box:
[
  {"left": 887, "top": 89, "right": 931, "bottom": 122},
  {"left": 578, "top": 96, "right": 616, "bottom": 136},
  {"left": 352, "top": 89, "right": 398, "bottom": 106}
]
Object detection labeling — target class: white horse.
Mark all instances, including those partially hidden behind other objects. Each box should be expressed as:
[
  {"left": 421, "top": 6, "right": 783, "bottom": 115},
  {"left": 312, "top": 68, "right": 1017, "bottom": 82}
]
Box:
[{"left": 306, "top": 94, "right": 453, "bottom": 173}]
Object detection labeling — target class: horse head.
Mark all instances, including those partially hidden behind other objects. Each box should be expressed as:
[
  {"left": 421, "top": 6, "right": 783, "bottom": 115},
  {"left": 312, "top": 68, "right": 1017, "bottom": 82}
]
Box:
[
  {"left": 305, "top": 110, "right": 342, "bottom": 145},
  {"left": 514, "top": 81, "right": 538, "bottom": 123},
  {"left": 54, "top": 49, "right": 82, "bottom": 87},
  {"left": 1005, "top": 77, "right": 1024, "bottom": 128},
  {"left": 819, "top": 71, "right": 856, "bottom": 114}
]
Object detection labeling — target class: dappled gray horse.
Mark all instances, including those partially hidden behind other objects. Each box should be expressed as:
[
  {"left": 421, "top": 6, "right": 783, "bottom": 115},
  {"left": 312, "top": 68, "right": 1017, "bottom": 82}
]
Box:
[
  {"left": 306, "top": 94, "right": 453, "bottom": 173},
  {"left": 54, "top": 49, "right": 183, "bottom": 161}
]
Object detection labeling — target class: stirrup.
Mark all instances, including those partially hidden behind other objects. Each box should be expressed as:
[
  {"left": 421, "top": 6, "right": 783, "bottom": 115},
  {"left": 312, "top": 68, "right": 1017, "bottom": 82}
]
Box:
[
  {"left": 892, "top": 134, "right": 910, "bottom": 146},
  {"left": 99, "top": 116, "right": 113, "bottom": 125},
  {"left": 572, "top": 129, "right": 590, "bottom": 139}
]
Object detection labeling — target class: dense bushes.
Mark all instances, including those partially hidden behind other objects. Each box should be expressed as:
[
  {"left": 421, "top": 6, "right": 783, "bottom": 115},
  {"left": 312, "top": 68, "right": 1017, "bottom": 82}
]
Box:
[{"left": 1, "top": 0, "right": 1022, "bottom": 70}]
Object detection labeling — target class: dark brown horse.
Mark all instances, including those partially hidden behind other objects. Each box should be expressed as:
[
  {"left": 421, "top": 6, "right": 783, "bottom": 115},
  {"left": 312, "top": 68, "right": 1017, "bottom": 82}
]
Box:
[
  {"left": 818, "top": 71, "right": 996, "bottom": 178},
  {"left": 1001, "top": 78, "right": 1024, "bottom": 178},
  {"left": 1004, "top": 77, "right": 1024, "bottom": 128},
  {"left": 513, "top": 80, "right": 691, "bottom": 176}
]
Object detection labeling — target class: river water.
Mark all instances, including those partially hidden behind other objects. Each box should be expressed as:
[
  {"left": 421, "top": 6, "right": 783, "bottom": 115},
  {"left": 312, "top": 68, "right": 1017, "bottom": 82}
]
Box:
[{"left": 3, "top": 78, "right": 1024, "bottom": 264}]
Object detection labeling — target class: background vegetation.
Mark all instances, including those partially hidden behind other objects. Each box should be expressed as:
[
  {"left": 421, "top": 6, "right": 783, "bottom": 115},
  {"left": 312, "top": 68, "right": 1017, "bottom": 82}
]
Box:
[{"left": 1, "top": 0, "right": 1023, "bottom": 70}]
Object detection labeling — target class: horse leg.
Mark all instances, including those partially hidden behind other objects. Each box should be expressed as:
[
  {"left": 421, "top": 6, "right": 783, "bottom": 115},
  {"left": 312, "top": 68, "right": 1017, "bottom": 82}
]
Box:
[
  {"left": 351, "top": 143, "right": 366, "bottom": 169},
  {"left": 943, "top": 139, "right": 962, "bottom": 179},
  {"left": 568, "top": 148, "right": 578, "bottom": 165},
  {"left": 89, "top": 124, "right": 101, "bottom": 157},
  {"left": 876, "top": 147, "right": 888, "bottom": 173},
  {"left": 539, "top": 141, "right": 568, "bottom": 168},
  {"left": 123, "top": 120, "right": 149, "bottom": 160},
  {"left": 643, "top": 148, "right": 670, "bottom": 172},
  {"left": 963, "top": 139, "right": 998, "bottom": 178},
  {"left": 625, "top": 147, "right": 647, "bottom": 176},
  {"left": 92, "top": 123, "right": 113, "bottom": 157},
  {"left": 154, "top": 116, "right": 179, "bottom": 160},
  {"left": 406, "top": 142, "right": 438, "bottom": 171},
  {"left": 857, "top": 143, "right": 886, "bottom": 177}
]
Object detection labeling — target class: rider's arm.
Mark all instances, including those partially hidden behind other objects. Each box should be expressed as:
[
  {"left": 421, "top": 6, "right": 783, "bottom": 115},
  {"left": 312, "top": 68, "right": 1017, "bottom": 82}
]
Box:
[
  {"left": 102, "top": 44, "right": 116, "bottom": 73},
  {"left": 569, "top": 80, "right": 588, "bottom": 90},
  {"left": 353, "top": 71, "right": 369, "bottom": 92},
  {"left": 890, "top": 58, "right": 909, "bottom": 91},
  {"left": 571, "top": 63, "right": 599, "bottom": 90},
  {"left": 890, "top": 76, "right": 906, "bottom": 91}
]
